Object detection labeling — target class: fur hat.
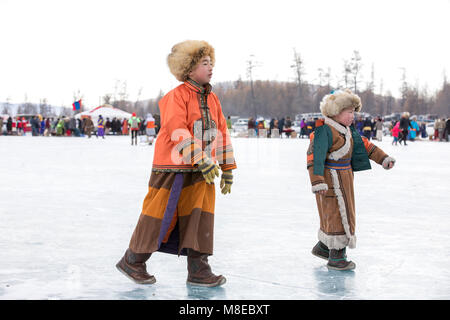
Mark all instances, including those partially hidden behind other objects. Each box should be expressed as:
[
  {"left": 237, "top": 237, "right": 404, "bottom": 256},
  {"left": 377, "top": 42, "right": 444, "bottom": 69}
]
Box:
[
  {"left": 319, "top": 89, "right": 362, "bottom": 117},
  {"left": 167, "top": 40, "right": 215, "bottom": 82}
]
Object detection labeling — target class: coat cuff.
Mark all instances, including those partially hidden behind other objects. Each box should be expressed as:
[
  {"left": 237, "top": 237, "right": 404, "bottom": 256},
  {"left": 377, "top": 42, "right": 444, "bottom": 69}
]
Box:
[
  {"left": 219, "top": 163, "right": 237, "bottom": 171},
  {"left": 312, "top": 182, "right": 328, "bottom": 194}
]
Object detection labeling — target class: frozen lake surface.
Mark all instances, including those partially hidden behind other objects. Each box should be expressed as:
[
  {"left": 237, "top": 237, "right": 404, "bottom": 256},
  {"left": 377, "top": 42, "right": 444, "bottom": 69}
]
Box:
[{"left": 0, "top": 135, "right": 449, "bottom": 300}]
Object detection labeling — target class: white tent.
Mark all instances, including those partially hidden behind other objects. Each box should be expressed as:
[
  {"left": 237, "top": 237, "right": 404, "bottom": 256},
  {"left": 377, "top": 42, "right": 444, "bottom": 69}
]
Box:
[{"left": 74, "top": 104, "right": 132, "bottom": 125}]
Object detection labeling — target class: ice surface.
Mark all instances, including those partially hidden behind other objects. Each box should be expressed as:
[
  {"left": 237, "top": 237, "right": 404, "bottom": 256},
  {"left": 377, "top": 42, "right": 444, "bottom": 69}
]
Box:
[{"left": 0, "top": 135, "right": 449, "bottom": 300}]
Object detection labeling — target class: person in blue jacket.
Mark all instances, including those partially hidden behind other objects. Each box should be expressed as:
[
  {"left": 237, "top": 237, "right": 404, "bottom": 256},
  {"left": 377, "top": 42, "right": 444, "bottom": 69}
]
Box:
[{"left": 409, "top": 116, "right": 420, "bottom": 141}]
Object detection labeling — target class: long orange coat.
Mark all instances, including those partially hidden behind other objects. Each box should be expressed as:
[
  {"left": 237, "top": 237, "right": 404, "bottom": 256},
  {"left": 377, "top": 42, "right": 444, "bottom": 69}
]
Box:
[
  {"left": 129, "top": 79, "right": 236, "bottom": 256},
  {"left": 152, "top": 79, "right": 236, "bottom": 172}
]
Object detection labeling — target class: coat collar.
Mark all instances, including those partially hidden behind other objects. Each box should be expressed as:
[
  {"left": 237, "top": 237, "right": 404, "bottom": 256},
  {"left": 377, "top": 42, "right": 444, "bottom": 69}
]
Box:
[
  {"left": 324, "top": 116, "right": 348, "bottom": 135},
  {"left": 185, "top": 78, "right": 212, "bottom": 94}
]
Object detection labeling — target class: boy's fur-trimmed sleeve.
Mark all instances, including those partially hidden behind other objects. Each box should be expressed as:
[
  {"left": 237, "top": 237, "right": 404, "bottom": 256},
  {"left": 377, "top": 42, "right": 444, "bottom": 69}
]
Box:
[
  {"left": 307, "top": 126, "right": 330, "bottom": 193},
  {"left": 361, "top": 136, "right": 388, "bottom": 165}
]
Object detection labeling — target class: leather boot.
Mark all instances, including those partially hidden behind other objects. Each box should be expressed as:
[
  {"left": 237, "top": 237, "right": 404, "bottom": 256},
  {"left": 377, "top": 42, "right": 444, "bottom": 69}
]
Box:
[
  {"left": 327, "top": 247, "right": 356, "bottom": 271},
  {"left": 311, "top": 241, "right": 329, "bottom": 260},
  {"left": 116, "top": 249, "right": 156, "bottom": 284},
  {"left": 186, "top": 249, "right": 226, "bottom": 287}
]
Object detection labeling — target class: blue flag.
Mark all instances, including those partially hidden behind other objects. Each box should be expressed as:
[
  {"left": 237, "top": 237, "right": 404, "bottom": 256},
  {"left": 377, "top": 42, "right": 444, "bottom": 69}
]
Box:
[{"left": 72, "top": 100, "right": 82, "bottom": 111}]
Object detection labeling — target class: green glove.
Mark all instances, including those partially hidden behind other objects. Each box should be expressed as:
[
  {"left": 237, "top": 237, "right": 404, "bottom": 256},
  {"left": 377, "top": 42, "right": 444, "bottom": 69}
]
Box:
[
  {"left": 220, "top": 170, "right": 233, "bottom": 194},
  {"left": 198, "top": 158, "right": 220, "bottom": 184}
]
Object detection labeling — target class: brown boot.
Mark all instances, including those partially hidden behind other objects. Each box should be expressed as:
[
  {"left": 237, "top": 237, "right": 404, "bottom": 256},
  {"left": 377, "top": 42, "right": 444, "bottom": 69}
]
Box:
[
  {"left": 311, "top": 241, "right": 329, "bottom": 260},
  {"left": 116, "top": 249, "right": 156, "bottom": 284},
  {"left": 327, "top": 247, "right": 356, "bottom": 271},
  {"left": 186, "top": 249, "right": 226, "bottom": 287}
]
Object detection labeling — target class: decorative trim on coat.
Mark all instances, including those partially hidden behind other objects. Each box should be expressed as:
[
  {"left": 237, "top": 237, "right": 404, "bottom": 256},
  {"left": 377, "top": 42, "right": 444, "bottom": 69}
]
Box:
[
  {"left": 318, "top": 229, "right": 350, "bottom": 250},
  {"left": 311, "top": 182, "right": 328, "bottom": 194},
  {"left": 329, "top": 169, "right": 356, "bottom": 249},
  {"left": 324, "top": 117, "right": 352, "bottom": 161},
  {"left": 318, "top": 117, "right": 357, "bottom": 250}
]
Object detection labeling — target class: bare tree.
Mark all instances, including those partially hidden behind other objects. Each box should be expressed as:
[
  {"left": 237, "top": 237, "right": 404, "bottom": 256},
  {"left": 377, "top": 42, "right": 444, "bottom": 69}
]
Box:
[
  {"left": 342, "top": 59, "right": 351, "bottom": 89},
  {"left": 103, "top": 94, "right": 112, "bottom": 105},
  {"left": 325, "top": 67, "right": 331, "bottom": 90},
  {"left": 1, "top": 104, "right": 10, "bottom": 115},
  {"left": 317, "top": 68, "right": 325, "bottom": 87},
  {"left": 350, "top": 50, "right": 363, "bottom": 93},
  {"left": 113, "top": 80, "right": 129, "bottom": 110},
  {"left": 119, "top": 81, "right": 128, "bottom": 102},
  {"left": 39, "top": 98, "right": 50, "bottom": 116},
  {"left": 59, "top": 106, "right": 72, "bottom": 117},
  {"left": 134, "top": 86, "right": 143, "bottom": 111},
  {"left": 18, "top": 94, "right": 37, "bottom": 114},
  {"left": 291, "top": 48, "right": 305, "bottom": 97},
  {"left": 399, "top": 67, "right": 408, "bottom": 109},
  {"left": 442, "top": 69, "right": 447, "bottom": 87},
  {"left": 1, "top": 97, "right": 11, "bottom": 115},
  {"left": 113, "top": 79, "right": 120, "bottom": 104},
  {"left": 246, "top": 54, "right": 261, "bottom": 118},
  {"left": 385, "top": 91, "right": 395, "bottom": 115},
  {"left": 366, "top": 63, "right": 375, "bottom": 92},
  {"left": 378, "top": 78, "right": 385, "bottom": 115},
  {"left": 434, "top": 76, "right": 450, "bottom": 116}
]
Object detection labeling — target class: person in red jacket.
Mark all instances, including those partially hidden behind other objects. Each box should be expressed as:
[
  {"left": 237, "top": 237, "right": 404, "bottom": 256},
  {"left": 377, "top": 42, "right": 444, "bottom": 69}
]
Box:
[{"left": 116, "top": 40, "right": 236, "bottom": 287}]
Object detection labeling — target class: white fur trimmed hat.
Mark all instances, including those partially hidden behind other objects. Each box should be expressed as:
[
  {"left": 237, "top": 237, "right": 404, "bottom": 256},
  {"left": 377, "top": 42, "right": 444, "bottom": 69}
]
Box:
[
  {"left": 319, "top": 89, "right": 362, "bottom": 117},
  {"left": 167, "top": 40, "right": 215, "bottom": 82}
]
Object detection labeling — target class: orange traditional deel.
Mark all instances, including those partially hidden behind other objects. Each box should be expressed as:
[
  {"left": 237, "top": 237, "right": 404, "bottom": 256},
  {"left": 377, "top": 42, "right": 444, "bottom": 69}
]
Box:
[{"left": 152, "top": 80, "right": 236, "bottom": 172}]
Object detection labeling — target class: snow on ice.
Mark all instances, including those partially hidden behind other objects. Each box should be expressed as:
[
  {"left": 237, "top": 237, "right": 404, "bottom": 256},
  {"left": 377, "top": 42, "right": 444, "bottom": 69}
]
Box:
[{"left": 0, "top": 135, "right": 449, "bottom": 299}]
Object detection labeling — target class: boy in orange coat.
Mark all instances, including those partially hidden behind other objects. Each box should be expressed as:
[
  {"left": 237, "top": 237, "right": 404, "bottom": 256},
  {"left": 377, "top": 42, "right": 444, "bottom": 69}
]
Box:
[{"left": 116, "top": 40, "right": 236, "bottom": 287}]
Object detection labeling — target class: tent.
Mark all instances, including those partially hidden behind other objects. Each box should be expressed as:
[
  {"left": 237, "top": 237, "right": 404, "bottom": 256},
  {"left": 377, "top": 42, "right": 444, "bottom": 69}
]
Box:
[{"left": 74, "top": 104, "right": 132, "bottom": 126}]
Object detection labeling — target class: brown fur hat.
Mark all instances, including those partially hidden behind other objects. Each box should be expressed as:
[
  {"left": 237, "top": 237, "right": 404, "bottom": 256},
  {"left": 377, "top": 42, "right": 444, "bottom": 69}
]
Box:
[
  {"left": 167, "top": 40, "right": 215, "bottom": 82},
  {"left": 319, "top": 89, "right": 362, "bottom": 117}
]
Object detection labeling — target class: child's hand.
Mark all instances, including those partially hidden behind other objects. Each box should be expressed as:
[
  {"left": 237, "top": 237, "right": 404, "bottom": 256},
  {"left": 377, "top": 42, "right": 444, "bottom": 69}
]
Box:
[
  {"left": 198, "top": 158, "right": 220, "bottom": 184},
  {"left": 220, "top": 170, "right": 233, "bottom": 195},
  {"left": 382, "top": 156, "right": 396, "bottom": 170}
]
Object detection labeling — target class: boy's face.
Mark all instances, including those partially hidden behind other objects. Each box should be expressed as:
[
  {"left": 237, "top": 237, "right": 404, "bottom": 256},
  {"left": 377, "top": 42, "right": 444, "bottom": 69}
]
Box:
[
  {"left": 333, "top": 107, "right": 355, "bottom": 127},
  {"left": 188, "top": 56, "right": 213, "bottom": 85}
]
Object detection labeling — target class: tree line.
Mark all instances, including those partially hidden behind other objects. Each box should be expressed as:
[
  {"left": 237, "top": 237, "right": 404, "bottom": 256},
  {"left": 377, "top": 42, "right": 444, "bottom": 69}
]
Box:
[
  {"left": 213, "top": 77, "right": 450, "bottom": 119},
  {"left": 3, "top": 51, "right": 449, "bottom": 118},
  {"left": 104, "top": 50, "right": 450, "bottom": 119},
  {"left": 213, "top": 50, "right": 449, "bottom": 118}
]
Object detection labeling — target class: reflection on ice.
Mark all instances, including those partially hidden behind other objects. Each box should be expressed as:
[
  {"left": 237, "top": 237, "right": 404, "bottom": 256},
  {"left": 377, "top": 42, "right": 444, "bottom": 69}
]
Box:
[
  {"left": 117, "top": 287, "right": 156, "bottom": 300},
  {"left": 313, "top": 267, "right": 355, "bottom": 299},
  {"left": 187, "top": 285, "right": 227, "bottom": 300}
]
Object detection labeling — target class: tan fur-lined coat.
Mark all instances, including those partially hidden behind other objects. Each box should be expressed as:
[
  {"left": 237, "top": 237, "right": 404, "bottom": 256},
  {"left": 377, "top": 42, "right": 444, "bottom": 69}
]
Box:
[{"left": 307, "top": 117, "right": 390, "bottom": 250}]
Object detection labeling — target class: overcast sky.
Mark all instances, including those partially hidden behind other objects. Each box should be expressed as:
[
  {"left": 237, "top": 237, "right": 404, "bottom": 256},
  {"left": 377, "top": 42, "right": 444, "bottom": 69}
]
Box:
[{"left": 0, "top": 0, "right": 449, "bottom": 108}]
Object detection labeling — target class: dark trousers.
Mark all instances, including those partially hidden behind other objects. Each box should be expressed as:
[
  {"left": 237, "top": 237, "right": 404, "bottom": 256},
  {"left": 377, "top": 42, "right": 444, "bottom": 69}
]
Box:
[
  {"left": 131, "top": 130, "right": 138, "bottom": 144},
  {"left": 398, "top": 130, "right": 408, "bottom": 144}
]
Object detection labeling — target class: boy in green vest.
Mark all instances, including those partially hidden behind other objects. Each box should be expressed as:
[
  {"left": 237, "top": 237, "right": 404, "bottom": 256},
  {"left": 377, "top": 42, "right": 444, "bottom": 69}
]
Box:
[{"left": 307, "top": 89, "right": 396, "bottom": 270}]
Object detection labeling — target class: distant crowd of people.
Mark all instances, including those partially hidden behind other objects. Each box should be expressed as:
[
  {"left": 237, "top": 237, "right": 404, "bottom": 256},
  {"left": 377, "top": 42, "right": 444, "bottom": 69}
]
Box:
[
  {"left": 228, "top": 113, "right": 450, "bottom": 143},
  {"left": 0, "top": 114, "right": 161, "bottom": 142},
  {"left": 3, "top": 112, "right": 450, "bottom": 144},
  {"left": 239, "top": 116, "right": 298, "bottom": 139},
  {"left": 387, "top": 112, "right": 450, "bottom": 145}
]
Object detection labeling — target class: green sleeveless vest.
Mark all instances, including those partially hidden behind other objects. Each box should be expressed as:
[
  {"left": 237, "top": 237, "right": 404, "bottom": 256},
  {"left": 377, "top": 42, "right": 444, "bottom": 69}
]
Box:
[{"left": 312, "top": 124, "right": 371, "bottom": 176}]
